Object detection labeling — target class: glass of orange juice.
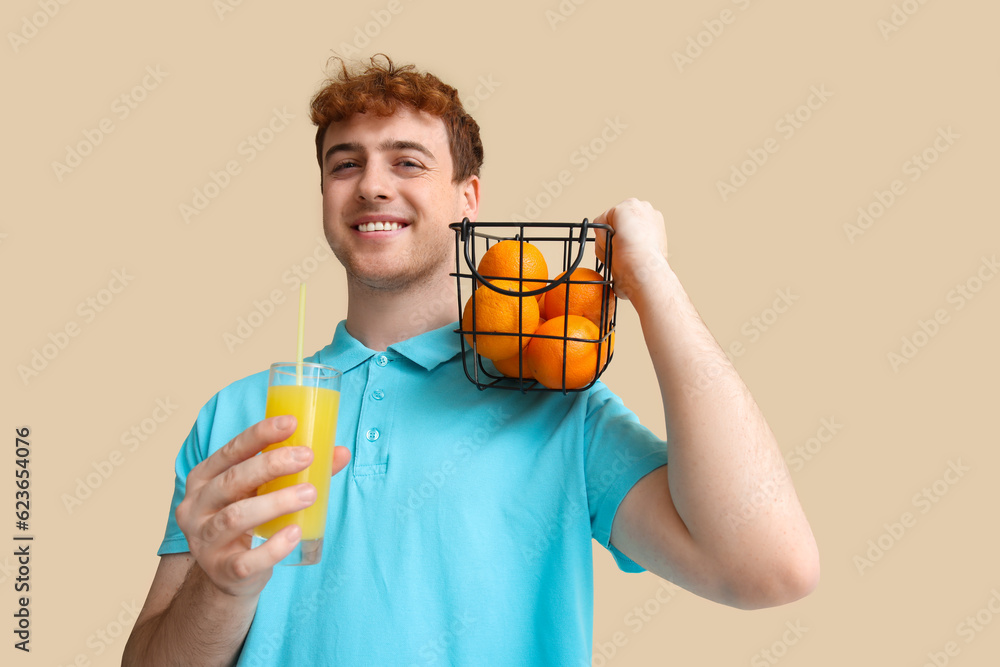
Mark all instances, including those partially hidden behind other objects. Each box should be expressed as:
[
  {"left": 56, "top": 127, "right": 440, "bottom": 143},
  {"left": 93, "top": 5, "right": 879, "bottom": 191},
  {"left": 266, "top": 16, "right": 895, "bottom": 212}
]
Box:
[{"left": 252, "top": 361, "right": 341, "bottom": 565}]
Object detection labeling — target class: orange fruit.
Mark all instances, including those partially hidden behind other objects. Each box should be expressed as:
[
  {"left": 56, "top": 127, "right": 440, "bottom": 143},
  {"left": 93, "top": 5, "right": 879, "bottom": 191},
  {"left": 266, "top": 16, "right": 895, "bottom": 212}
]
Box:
[
  {"left": 492, "top": 352, "right": 534, "bottom": 379},
  {"left": 491, "top": 317, "right": 545, "bottom": 379},
  {"left": 462, "top": 279, "right": 540, "bottom": 361},
  {"left": 476, "top": 240, "right": 549, "bottom": 299},
  {"left": 525, "top": 316, "right": 614, "bottom": 390},
  {"left": 542, "top": 267, "right": 615, "bottom": 330}
]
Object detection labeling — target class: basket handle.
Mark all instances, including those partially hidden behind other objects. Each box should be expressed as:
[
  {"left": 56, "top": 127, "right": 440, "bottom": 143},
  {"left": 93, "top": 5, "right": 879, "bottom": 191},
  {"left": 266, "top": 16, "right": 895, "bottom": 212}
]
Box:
[{"left": 459, "top": 217, "right": 592, "bottom": 297}]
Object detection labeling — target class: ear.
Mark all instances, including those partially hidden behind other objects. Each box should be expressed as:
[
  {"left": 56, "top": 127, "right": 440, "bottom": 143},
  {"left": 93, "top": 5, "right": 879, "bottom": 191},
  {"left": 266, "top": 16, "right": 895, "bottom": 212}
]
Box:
[{"left": 459, "top": 175, "right": 481, "bottom": 222}]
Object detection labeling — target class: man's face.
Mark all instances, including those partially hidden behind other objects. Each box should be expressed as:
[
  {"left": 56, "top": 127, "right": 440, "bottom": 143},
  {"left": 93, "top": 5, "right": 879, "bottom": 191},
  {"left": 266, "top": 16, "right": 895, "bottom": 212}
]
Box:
[{"left": 320, "top": 107, "right": 479, "bottom": 292}]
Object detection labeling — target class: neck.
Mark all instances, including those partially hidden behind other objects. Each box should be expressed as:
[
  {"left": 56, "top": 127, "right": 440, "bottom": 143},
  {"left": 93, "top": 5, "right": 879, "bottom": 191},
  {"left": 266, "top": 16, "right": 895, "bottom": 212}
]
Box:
[{"left": 344, "top": 272, "right": 458, "bottom": 351}]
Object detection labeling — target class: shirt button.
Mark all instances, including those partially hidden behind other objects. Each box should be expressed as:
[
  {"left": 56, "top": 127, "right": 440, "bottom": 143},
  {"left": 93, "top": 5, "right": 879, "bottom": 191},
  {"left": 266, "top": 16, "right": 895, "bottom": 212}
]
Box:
[
  {"left": 376, "top": 355, "right": 389, "bottom": 367},
  {"left": 366, "top": 428, "right": 380, "bottom": 442},
  {"left": 372, "top": 389, "right": 385, "bottom": 400}
]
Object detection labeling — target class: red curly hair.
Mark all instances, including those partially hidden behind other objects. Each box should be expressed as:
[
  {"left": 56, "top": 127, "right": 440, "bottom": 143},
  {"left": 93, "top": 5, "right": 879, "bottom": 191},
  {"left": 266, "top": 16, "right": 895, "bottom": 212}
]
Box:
[{"left": 310, "top": 54, "right": 484, "bottom": 184}]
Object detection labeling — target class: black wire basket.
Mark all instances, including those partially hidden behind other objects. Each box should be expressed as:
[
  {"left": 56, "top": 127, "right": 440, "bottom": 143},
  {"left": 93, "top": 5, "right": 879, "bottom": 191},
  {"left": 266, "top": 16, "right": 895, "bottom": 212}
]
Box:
[{"left": 451, "top": 217, "right": 616, "bottom": 393}]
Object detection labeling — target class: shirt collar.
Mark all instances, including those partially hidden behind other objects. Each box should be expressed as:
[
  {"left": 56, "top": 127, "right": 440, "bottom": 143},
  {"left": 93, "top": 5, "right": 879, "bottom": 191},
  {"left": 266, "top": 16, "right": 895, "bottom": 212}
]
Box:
[{"left": 316, "top": 320, "right": 462, "bottom": 373}]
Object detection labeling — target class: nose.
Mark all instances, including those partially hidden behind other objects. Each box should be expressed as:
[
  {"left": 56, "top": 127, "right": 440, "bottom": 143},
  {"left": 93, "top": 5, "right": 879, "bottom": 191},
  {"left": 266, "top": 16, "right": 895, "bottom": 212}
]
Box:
[{"left": 356, "top": 163, "right": 393, "bottom": 202}]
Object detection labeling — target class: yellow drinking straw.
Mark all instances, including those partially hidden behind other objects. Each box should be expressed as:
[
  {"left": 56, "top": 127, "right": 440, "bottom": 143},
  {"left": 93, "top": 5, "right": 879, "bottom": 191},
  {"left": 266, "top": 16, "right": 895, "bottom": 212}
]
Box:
[{"left": 296, "top": 283, "right": 306, "bottom": 386}]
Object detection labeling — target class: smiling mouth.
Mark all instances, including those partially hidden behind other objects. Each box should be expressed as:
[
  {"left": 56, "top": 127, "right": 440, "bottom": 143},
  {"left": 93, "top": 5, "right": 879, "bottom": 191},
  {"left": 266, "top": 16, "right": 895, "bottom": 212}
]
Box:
[{"left": 354, "top": 221, "right": 409, "bottom": 233}]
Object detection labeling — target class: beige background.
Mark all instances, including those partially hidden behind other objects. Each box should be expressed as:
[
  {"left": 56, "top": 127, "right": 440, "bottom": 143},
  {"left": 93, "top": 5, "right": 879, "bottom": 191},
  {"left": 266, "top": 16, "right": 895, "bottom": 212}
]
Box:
[{"left": 3, "top": 0, "right": 998, "bottom": 665}]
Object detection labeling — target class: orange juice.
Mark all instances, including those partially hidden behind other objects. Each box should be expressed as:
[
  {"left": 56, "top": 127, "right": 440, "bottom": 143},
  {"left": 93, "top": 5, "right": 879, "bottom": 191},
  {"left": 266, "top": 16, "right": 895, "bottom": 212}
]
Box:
[{"left": 254, "top": 384, "right": 339, "bottom": 540}]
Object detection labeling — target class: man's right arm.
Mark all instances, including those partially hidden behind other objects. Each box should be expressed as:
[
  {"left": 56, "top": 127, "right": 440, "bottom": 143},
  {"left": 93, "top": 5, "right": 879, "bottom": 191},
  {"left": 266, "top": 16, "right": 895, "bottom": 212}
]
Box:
[
  {"left": 122, "top": 553, "right": 259, "bottom": 667},
  {"left": 123, "top": 416, "right": 352, "bottom": 666}
]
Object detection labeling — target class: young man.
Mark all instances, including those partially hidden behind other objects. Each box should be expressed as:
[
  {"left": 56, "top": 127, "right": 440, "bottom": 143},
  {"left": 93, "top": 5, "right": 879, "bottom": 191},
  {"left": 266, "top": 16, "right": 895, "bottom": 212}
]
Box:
[{"left": 124, "top": 56, "right": 819, "bottom": 666}]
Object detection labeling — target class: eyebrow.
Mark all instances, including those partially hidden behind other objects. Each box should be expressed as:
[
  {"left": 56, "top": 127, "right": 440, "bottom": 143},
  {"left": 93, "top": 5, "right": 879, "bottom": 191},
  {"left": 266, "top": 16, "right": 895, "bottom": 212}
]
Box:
[{"left": 323, "top": 139, "right": 435, "bottom": 165}]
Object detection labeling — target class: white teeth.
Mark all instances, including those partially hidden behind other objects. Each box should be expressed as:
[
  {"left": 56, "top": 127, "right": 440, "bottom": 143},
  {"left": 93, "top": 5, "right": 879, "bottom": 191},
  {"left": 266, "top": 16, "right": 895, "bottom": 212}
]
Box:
[{"left": 357, "top": 221, "right": 404, "bottom": 232}]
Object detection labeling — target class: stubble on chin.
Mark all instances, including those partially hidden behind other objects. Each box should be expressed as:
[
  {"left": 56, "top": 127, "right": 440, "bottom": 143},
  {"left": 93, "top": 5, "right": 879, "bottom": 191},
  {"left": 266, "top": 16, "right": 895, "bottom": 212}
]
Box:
[{"left": 338, "top": 244, "right": 453, "bottom": 294}]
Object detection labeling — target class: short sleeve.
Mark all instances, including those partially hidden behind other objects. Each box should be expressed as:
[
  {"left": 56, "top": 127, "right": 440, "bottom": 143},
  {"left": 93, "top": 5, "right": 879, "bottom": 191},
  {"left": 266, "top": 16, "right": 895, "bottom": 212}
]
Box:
[
  {"left": 584, "top": 383, "right": 668, "bottom": 573},
  {"left": 157, "top": 394, "right": 219, "bottom": 555},
  {"left": 157, "top": 371, "right": 269, "bottom": 556}
]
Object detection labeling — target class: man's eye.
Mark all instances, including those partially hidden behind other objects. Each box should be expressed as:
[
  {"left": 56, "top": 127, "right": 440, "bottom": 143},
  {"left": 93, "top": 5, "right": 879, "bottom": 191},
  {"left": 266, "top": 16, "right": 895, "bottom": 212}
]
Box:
[
  {"left": 398, "top": 159, "right": 422, "bottom": 169},
  {"left": 331, "top": 160, "right": 360, "bottom": 173}
]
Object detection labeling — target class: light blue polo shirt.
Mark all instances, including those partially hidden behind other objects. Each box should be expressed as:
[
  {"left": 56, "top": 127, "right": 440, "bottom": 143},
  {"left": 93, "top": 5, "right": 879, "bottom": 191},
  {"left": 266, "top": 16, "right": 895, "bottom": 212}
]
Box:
[{"left": 159, "top": 320, "right": 669, "bottom": 666}]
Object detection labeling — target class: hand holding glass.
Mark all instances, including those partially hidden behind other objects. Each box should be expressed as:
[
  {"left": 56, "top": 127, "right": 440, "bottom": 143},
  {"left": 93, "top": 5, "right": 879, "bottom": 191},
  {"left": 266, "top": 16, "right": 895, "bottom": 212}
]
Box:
[{"left": 252, "top": 362, "right": 340, "bottom": 565}]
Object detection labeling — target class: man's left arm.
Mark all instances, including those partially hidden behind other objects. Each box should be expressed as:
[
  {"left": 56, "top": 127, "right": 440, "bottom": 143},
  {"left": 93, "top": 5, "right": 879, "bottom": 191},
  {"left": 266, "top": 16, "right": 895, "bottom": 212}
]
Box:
[{"left": 596, "top": 199, "right": 820, "bottom": 610}]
